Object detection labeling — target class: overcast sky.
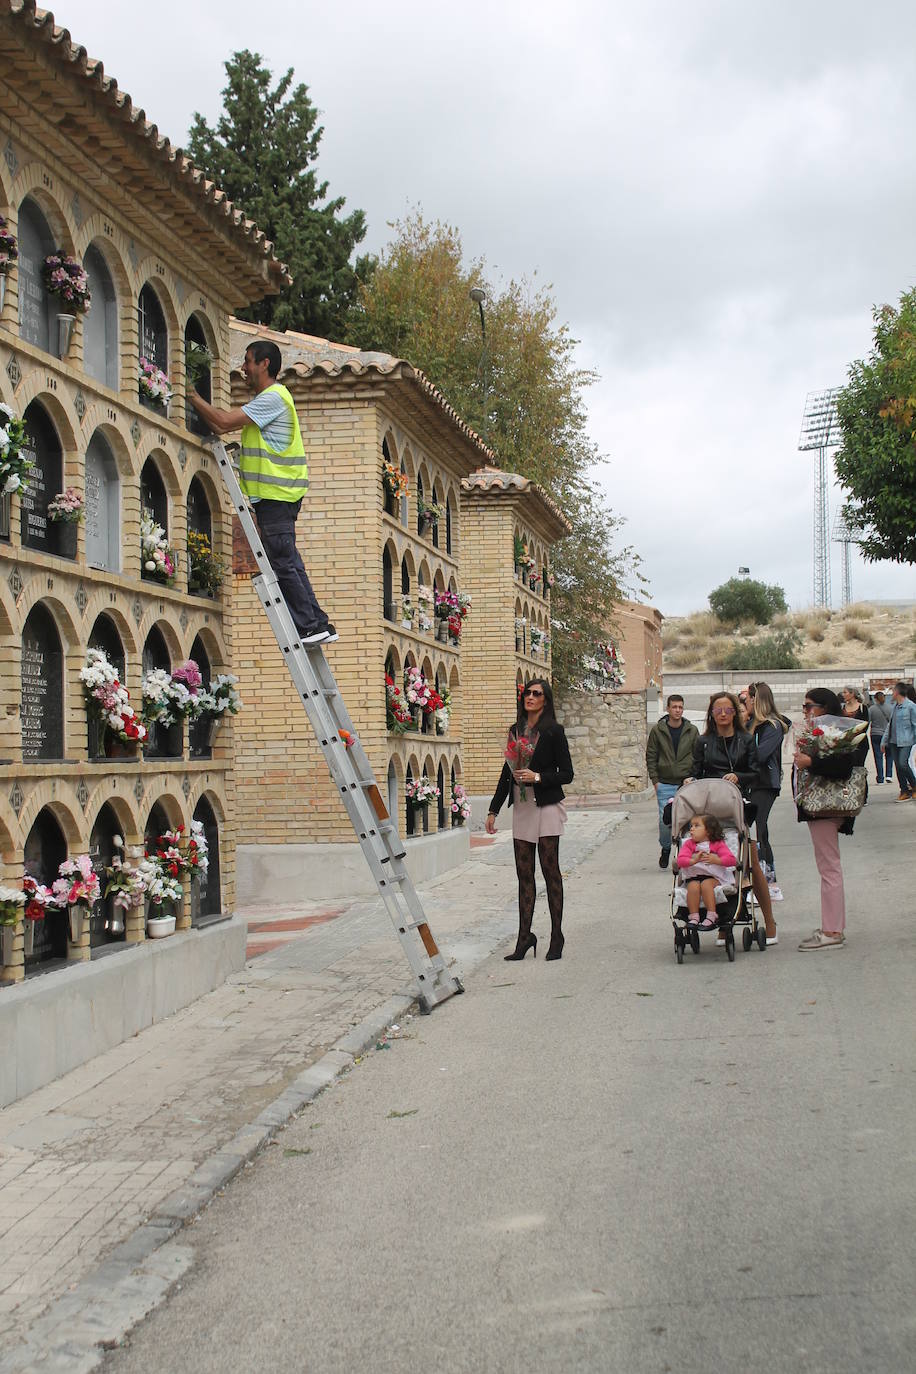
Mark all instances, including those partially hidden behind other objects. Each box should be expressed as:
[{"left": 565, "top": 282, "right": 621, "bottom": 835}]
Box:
[{"left": 54, "top": 0, "right": 916, "bottom": 614}]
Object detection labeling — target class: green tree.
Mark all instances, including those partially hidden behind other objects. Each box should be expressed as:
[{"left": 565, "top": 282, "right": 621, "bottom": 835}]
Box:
[
  {"left": 834, "top": 289, "right": 916, "bottom": 564},
  {"left": 347, "top": 212, "right": 641, "bottom": 686},
  {"left": 723, "top": 629, "right": 801, "bottom": 671},
  {"left": 708, "top": 577, "right": 787, "bottom": 626},
  {"left": 187, "top": 51, "right": 371, "bottom": 338}
]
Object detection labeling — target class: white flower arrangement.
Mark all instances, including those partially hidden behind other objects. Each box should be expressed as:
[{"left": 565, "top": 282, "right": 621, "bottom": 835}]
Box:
[
  {"left": 137, "top": 857, "right": 183, "bottom": 907},
  {"left": 195, "top": 674, "right": 242, "bottom": 718},
  {"left": 80, "top": 647, "right": 147, "bottom": 744},
  {"left": 141, "top": 669, "right": 196, "bottom": 728},
  {"left": 0, "top": 885, "right": 26, "bottom": 926},
  {"left": 189, "top": 819, "right": 209, "bottom": 874},
  {"left": 0, "top": 401, "right": 32, "bottom": 497},
  {"left": 406, "top": 776, "right": 440, "bottom": 807},
  {"left": 140, "top": 510, "right": 177, "bottom": 583}
]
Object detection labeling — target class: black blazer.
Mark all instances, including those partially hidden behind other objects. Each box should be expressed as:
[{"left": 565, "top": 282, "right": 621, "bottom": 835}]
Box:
[{"left": 489, "top": 720, "right": 574, "bottom": 813}]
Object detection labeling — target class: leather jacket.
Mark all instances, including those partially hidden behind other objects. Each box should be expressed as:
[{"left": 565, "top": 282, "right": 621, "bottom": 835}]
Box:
[
  {"left": 489, "top": 720, "right": 574, "bottom": 813},
  {"left": 691, "top": 729, "right": 759, "bottom": 797}
]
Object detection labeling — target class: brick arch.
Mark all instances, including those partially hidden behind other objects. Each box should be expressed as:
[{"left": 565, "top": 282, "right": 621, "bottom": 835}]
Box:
[
  {"left": 0, "top": 578, "right": 17, "bottom": 637},
  {"left": 13, "top": 385, "right": 79, "bottom": 458},
  {"left": 136, "top": 440, "right": 183, "bottom": 504},
  {"left": 139, "top": 615, "right": 183, "bottom": 666},
  {"left": 78, "top": 410, "right": 136, "bottom": 480},
  {"left": 401, "top": 445, "right": 416, "bottom": 482},
  {"left": 387, "top": 752, "right": 405, "bottom": 784},
  {"left": 133, "top": 262, "right": 181, "bottom": 343},
  {"left": 187, "top": 782, "right": 227, "bottom": 826},
  {"left": 185, "top": 621, "right": 228, "bottom": 669},
  {"left": 384, "top": 642, "right": 402, "bottom": 677},
  {"left": 85, "top": 790, "right": 140, "bottom": 840},
  {"left": 17, "top": 789, "right": 84, "bottom": 851},
  {"left": 142, "top": 791, "right": 186, "bottom": 834},
  {"left": 16, "top": 587, "right": 80, "bottom": 652},
  {"left": 381, "top": 428, "right": 399, "bottom": 467},
  {"left": 80, "top": 593, "right": 140, "bottom": 662},
  {"left": 405, "top": 751, "right": 421, "bottom": 777},
  {"left": 10, "top": 177, "right": 75, "bottom": 254}
]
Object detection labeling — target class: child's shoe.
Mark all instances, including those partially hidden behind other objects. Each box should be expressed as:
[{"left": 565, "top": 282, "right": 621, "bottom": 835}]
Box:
[{"left": 699, "top": 914, "right": 717, "bottom": 930}]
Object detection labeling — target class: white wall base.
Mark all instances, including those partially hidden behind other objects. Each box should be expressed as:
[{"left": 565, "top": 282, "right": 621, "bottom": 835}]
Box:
[
  {"left": 236, "top": 826, "right": 470, "bottom": 905},
  {"left": 0, "top": 917, "right": 247, "bottom": 1109}
]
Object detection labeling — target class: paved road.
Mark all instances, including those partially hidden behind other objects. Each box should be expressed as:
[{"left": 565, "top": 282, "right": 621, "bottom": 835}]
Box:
[{"left": 102, "top": 785, "right": 916, "bottom": 1373}]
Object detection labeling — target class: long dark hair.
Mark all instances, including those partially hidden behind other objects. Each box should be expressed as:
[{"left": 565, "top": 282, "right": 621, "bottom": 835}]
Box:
[
  {"left": 806, "top": 686, "right": 841, "bottom": 715},
  {"left": 515, "top": 677, "right": 557, "bottom": 731}
]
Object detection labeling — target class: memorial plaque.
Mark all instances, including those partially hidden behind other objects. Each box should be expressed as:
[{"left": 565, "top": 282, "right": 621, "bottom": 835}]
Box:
[
  {"left": 19, "top": 405, "right": 62, "bottom": 553},
  {"left": 21, "top": 605, "right": 63, "bottom": 760},
  {"left": 84, "top": 432, "right": 119, "bottom": 570},
  {"left": 17, "top": 202, "right": 51, "bottom": 352}
]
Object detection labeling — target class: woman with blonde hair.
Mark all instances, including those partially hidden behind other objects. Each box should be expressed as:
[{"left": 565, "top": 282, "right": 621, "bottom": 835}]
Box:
[{"left": 746, "top": 681, "right": 787, "bottom": 899}]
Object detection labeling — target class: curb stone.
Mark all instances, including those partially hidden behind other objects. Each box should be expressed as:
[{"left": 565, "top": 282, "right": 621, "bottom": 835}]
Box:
[{"left": 0, "top": 809, "right": 628, "bottom": 1374}]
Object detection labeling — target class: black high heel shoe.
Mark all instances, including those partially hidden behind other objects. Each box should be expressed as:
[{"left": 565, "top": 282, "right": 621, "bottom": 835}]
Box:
[
  {"left": 545, "top": 933, "right": 565, "bottom": 961},
  {"left": 504, "top": 933, "right": 537, "bottom": 961}
]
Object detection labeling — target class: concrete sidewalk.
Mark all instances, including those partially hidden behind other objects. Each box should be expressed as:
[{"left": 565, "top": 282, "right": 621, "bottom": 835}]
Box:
[{"left": 0, "top": 808, "right": 626, "bottom": 1364}]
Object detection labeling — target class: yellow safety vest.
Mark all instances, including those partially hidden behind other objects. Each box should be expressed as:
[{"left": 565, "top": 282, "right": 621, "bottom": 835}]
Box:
[{"left": 238, "top": 384, "right": 309, "bottom": 502}]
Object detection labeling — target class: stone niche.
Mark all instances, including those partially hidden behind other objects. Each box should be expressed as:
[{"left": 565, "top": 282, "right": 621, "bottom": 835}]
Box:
[
  {"left": 84, "top": 430, "right": 120, "bottom": 571},
  {"left": 16, "top": 197, "right": 54, "bottom": 353},
  {"left": 21, "top": 602, "right": 64, "bottom": 762},
  {"left": 19, "top": 402, "right": 62, "bottom": 555}
]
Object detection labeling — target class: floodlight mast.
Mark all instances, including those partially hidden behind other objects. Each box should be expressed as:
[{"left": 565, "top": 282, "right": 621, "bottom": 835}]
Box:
[
  {"left": 832, "top": 511, "right": 860, "bottom": 608},
  {"left": 798, "top": 388, "right": 841, "bottom": 609}
]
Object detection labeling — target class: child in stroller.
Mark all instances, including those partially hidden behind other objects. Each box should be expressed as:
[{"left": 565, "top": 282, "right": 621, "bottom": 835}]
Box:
[
  {"left": 676, "top": 814, "right": 737, "bottom": 929},
  {"left": 668, "top": 778, "right": 765, "bottom": 961}
]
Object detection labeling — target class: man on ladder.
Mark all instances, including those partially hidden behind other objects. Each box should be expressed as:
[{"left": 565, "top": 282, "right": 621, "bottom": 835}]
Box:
[{"left": 188, "top": 339, "right": 337, "bottom": 645}]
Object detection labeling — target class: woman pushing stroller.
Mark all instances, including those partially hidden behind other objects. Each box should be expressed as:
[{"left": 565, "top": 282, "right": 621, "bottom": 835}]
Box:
[{"left": 676, "top": 814, "right": 737, "bottom": 929}]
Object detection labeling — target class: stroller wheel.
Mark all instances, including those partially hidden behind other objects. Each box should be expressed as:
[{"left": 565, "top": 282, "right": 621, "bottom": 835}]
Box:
[
  {"left": 726, "top": 931, "right": 736, "bottom": 962},
  {"left": 756, "top": 925, "right": 767, "bottom": 951},
  {"left": 689, "top": 928, "right": 700, "bottom": 955},
  {"left": 742, "top": 926, "right": 753, "bottom": 952},
  {"left": 675, "top": 935, "right": 684, "bottom": 964}
]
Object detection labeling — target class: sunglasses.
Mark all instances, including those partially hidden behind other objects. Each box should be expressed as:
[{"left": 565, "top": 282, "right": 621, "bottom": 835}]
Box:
[
  {"left": 712, "top": 704, "right": 735, "bottom": 714},
  {"left": 524, "top": 688, "right": 544, "bottom": 697}
]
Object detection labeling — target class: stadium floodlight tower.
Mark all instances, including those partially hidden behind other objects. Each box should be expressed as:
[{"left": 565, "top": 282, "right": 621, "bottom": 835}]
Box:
[
  {"left": 832, "top": 510, "right": 860, "bottom": 608},
  {"left": 798, "top": 388, "right": 842, "bottom": 609}
]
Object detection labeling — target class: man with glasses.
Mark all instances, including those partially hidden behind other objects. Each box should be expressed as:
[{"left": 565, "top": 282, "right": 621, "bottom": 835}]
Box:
[{"left": 646, "top": 695, "right": 698, "bottom": 869}]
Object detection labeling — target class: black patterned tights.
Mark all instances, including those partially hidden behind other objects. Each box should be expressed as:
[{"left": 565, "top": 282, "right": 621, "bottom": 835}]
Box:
[{"left": 513, "top": 836, "right": 564, "bottom": 942}]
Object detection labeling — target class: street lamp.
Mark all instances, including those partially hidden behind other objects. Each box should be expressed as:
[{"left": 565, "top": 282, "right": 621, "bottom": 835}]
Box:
[{"left": 469, "top": 287, "right": 489, "bottom": 446}]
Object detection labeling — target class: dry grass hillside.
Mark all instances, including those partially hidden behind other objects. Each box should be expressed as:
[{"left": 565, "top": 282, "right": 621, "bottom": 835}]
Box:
[{"left": 663, "top": 602, "right": 916, "bottom": 672}]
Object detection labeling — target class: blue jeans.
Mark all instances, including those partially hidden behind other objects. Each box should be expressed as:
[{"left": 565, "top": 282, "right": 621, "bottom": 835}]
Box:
[
  {"left": 894, "top": 745, "right": 916, "bottom": 793},
  {"left": 870, "top": 734, "right": 885, "bottom": 783},
  {"left": 655, "top": 782, "right": 680, "bottom": 850},
  {"left": 255, "top": 499, "right": 328, "bottom": 636}
]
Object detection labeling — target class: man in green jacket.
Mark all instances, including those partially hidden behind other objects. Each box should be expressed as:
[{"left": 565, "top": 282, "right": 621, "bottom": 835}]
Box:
[
  {"left": 645, "top": 695, "right": 699, "bottom": 868},
  {"left": 188, "top": 339, "right": 336, "bottom": 645}
]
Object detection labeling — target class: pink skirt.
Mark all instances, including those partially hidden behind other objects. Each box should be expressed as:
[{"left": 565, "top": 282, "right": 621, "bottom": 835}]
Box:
[{"left": 511, "top": 784, "right": 567, "bottom": 842}]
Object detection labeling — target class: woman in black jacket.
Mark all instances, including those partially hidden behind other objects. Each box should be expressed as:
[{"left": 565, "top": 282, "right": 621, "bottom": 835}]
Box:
[
  {"left": 690, "top": 691, "right": 778, "bottom": 943},
  {"left": 486, "top": 678, "right": 574, "bottom": 961},
  {"left": 795, "top": 687, "right": 867, "bottom": 951}
]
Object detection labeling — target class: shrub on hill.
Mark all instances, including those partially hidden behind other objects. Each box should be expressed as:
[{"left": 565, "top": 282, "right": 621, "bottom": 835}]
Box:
[
  {"left": 723, "top": 629, "right": 802, "bottom": 671},
  {"left": 708, "top": 577, "right": 788, "bottom": 626}
]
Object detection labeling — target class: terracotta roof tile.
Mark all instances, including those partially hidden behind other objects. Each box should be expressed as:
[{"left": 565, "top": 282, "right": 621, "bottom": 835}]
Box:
[{"left": 2, "top": 1, "right": 290, "bottom": 285}]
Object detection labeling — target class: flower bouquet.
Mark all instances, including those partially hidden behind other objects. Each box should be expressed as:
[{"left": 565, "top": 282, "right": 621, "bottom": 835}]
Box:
[
  {"left": 404, "top": 664, "right": 436, "bottom": 715},
  {"left": 187, "top": 530, "right": 224, "bottom": 595},
  {"left": 80, "top": 646, "right": 147, "bottom": 750},
  {"left": 184, "top": 340, "right": 213, "bottom": 389},
  {"left": 138, "top": 357, "right": 173, "bottom": 407},
  {"left": 140, "top": 510, "right": 177, "bottom": 584},
  {"left": 416, "top": 585, "right": 434, "bottom": 635},
  {"left": 405, "top": 776, "right": 440, "bottom": 808},
  {"left": 195, "top": 673, "right": 242, "bottom": 719},
  {"left": 399, "top": 595, "right": 415, "bottom": 629},
  {"left": 103, "top": 837, "right": 146, "bottom": 932},
  {"left": 42, "top": 250, "right": 91, "bottom": 312},
  {"left": 505, "top": 731, "right": 536, "bottom": 801},
  {"left": 0, "top": 216, "right": 18, "bottom": 276},
  {"left": 450, "top": 781, "right": 472, "bottom": 824},
  {"left": 386, "top": 673, "right": 414, "bottom": 734},
  {"left": 141, "top": 667, "right": 198, "bottom": 735},
  {"left": 0, "top": 401, "right": 32, "bottom": 498},
  {"left": 48, "top": 487, "right": 84, "bottom": 523},
  {"left": 382, "top": 458, "right": 408, "bottom": 502},
  {"left": 0, "top": 885, "right": 26, "bottom": 963},
  {"left": 418, "top": 496, "right": 443, "bottom": 531},
  {"left": 53, "top": 854, "right": 100, "bottom": 942},
  {"left": 796, "top": 715, "right": 869, "bottom": 759},
  {"left": 188, "top": 819, "right": 209, "bottom": 875}
]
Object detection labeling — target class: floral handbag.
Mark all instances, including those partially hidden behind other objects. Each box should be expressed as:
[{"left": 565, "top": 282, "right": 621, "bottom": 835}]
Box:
[{"left": 793, "top": 765, "right": 867, "bottom": 818}]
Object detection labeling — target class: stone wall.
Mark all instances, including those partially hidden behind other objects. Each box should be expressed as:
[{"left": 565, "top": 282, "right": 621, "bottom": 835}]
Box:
[{"left": 557, "top": 687, "right": 649, "bottom": 796}]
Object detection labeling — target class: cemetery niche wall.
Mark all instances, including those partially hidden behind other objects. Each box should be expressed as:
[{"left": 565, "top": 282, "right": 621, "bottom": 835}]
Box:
[{"left": 0, "top": 1, "right": 289, "bottom": 985}]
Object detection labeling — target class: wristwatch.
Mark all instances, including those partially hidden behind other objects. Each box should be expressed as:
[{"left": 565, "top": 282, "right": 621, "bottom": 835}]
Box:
[{"left": 535, "top": 772, "right": 541, "bottom": 784}]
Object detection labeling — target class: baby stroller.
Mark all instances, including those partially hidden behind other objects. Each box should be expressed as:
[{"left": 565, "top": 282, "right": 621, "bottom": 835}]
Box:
[{"left": 667, "top": 778, "right": 765, "bottom": 963}]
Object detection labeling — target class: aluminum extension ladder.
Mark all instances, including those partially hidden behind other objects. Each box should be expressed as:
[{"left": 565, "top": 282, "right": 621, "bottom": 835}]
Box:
[{"left": 209, "top": 440, "right": 463, "bottom": 1013}]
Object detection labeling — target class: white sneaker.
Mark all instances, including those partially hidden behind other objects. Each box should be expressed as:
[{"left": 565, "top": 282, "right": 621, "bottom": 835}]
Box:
[{"left": 768, "top": 883, "right": 784, "bottom": 901}]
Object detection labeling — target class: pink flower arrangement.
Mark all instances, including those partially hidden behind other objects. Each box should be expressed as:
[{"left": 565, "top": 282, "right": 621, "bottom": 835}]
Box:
[
  {"left": 404, "top": 665, "right": 434, "bottom": 712},
  {"left": 0, "top": 216, "right": 18, "bottom": 275},
  {"left": 138, "top": 357, "right": 172, "bottom": 406},
  {"left": 172, "top": 660, "right": 202, "bottom": 694},
  {"left": 52, "top": 854, "right": 101, "bottom": 909},
  {"left": 48, "top": 487, "right": 84, "bottom": 523},
  {"left": 42, "top": 250, "right": 91, "bottom": 312},
  {"left": 80, "top": 647, "right": 148, "bottom": 744}
]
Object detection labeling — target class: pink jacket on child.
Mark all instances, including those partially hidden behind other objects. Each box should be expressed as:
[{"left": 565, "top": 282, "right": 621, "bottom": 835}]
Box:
[{"left": 676, "top": 838, "right": 737, "bottom": 877}]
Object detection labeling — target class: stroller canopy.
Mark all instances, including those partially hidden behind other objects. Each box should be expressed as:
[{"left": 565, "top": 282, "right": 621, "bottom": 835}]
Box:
[{"left": 670, "top": 777, "right": 746, "bottom": 843}]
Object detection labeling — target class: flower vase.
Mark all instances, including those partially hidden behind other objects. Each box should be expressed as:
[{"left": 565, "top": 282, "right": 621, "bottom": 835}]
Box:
[
  {"left": 0, "top": 925, "right": 13, "bottom": 965},
  {"left": 0, "top": 275, "right": 6, "bottom": 315},
  {"left": 436, "top": 619, "right": 449, "bottom": 643},
  {"left": 23, "top": 920, "right": 35, "bottom": 956},
  {"left": 57, "top": 313, "right": 75, "bottom": 358},
  {"left": 147, "top": 907, "right": 176, "bottom": 938},
  {"left": 53, "top": 519, "right": 78, "bottom": 560},
  {"left": 104, "top": 729, "right": 138, "bottom": 760},
  {"left": 411, "top": 705, "right": 423, "bottom": 730},
  {"left": 68, "top": 904, "right": 85, "bottom": 942}
]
